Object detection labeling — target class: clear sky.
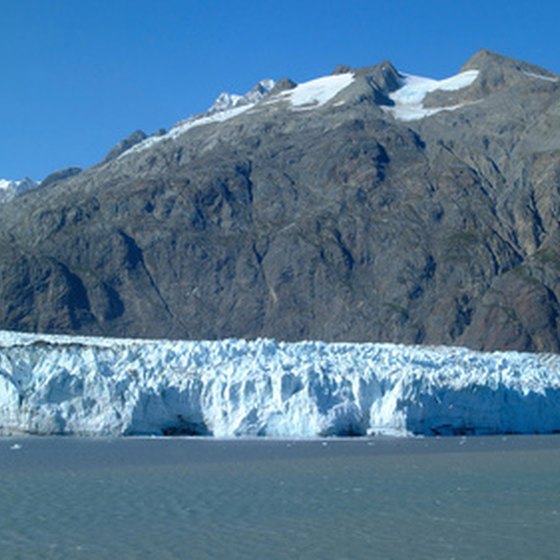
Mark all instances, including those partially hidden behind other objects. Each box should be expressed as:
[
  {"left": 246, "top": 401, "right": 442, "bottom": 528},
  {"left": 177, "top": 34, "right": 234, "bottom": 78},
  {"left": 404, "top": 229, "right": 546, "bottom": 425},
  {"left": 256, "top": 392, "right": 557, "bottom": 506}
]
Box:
[{"left": 1, "top": 0, "right": 559, "bottom": 180}]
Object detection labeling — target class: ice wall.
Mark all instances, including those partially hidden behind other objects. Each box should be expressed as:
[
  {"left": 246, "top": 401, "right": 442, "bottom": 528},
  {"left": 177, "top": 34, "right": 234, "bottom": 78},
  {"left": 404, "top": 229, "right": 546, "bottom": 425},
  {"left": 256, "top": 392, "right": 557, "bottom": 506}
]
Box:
[{"left": 1, "top": 331, "right": 559, "bottom": 437}]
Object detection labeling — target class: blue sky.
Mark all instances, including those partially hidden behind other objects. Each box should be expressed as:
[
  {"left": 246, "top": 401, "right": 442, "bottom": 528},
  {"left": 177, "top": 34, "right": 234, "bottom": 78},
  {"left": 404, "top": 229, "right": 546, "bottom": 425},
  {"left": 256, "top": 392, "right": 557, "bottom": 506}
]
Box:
[{"left": 1, "top": 0, "right": 559, "bottom": 180}]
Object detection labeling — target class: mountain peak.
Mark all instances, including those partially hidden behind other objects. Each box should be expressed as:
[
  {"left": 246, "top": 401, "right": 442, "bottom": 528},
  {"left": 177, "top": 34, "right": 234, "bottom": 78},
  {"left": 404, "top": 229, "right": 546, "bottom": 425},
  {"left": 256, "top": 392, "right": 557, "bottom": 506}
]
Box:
[
  {"left": 40, "top": 167, "right": 82, "bottom": 188},
  {"left": 461, "top": 49, "right": 508, "bottom": 69},
  {"left": 0, "top": 177, "right": 39, "bottom": 202},
  {"left": 461, "top": 48, "right": 557, "bottom": 79},
  {"left": 454, "top": 49, "right": 558, "bottom": 99},
  {"left": 353, "top": 60, "right": 401, "bottom": 93},
  {"left": 207, "top": 79, "right": 275, "bottom": 115},
  {"left": 103, "top": 130, "right": 148, "bottom": 163}
]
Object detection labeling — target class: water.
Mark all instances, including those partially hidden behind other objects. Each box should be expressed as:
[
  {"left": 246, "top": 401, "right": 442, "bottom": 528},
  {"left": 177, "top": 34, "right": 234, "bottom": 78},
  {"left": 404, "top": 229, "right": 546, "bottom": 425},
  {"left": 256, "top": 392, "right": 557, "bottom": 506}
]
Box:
[{"left": 1, "top": 436, "right": 559, "bottom": 559}]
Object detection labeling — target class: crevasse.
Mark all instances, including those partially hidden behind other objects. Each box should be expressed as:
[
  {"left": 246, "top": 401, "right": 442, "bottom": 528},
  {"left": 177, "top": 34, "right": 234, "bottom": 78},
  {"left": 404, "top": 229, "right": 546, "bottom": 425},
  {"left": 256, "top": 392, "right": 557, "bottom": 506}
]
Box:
[{"left": 0, "top": 330, "right": 559, "bottom": 437}]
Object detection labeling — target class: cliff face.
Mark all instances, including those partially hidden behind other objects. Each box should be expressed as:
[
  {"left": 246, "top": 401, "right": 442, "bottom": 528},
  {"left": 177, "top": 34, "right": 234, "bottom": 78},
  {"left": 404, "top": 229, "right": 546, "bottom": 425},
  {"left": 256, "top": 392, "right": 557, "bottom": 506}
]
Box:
[{"left": 1, "top": 50, "right": 560, "bottom": 352}]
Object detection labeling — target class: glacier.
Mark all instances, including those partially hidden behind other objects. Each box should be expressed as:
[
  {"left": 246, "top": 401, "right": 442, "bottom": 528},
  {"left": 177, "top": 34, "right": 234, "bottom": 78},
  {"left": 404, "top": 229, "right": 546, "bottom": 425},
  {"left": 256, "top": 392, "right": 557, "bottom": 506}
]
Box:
[
  {"left": 0, "top": 330, "right": 559, "bottom": 437},
  {"left": 384, "top": 69, "right": 479, "bottom": 121},
  {"left": 278, "top": 73, "right": 355, "bottom": 109}
]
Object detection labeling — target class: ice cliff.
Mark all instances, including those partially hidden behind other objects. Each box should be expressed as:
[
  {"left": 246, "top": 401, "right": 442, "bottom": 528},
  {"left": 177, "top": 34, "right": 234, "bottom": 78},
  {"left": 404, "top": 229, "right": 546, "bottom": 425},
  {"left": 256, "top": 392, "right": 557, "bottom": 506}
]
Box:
[{"left": 1, "top": 330, "right": 559, "bottom": 437}]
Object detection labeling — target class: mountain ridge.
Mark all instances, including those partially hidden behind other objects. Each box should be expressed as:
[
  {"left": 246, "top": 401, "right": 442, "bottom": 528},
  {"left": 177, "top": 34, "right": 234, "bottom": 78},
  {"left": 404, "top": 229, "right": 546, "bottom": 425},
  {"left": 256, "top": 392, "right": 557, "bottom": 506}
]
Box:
[{"left": 1, "top": 50, "right": 559, "bottom": 353}]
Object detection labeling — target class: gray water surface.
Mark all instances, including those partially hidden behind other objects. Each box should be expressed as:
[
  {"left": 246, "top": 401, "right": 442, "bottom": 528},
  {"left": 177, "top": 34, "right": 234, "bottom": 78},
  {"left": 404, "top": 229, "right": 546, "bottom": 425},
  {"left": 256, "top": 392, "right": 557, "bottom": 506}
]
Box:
[{"left": 1, "top": 436, "right": 559, "bottom": 559}]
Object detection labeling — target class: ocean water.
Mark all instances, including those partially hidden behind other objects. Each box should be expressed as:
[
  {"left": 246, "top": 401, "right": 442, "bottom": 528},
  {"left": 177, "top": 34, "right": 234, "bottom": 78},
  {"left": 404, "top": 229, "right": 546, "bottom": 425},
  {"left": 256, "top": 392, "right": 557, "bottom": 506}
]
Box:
[{"left": 1, "top": 436, "right": 559, "bottom": 559}]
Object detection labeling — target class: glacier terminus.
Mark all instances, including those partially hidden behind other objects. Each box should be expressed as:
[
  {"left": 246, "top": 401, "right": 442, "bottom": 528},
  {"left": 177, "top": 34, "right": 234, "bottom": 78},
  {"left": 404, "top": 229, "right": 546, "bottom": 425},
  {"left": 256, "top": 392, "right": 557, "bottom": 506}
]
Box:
[{"left": 1, "top": 331, "right": 559, "bottom": 437}]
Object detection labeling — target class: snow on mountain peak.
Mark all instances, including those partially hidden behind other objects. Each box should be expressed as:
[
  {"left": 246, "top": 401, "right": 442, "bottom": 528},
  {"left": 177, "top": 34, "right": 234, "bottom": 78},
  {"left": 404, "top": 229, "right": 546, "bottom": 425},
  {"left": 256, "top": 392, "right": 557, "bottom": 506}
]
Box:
[
  {"left": 384, "top": 69, "right": 479, "bottom": 121},
  {"left": 119, "top": 71, "right": 357, "bottom": 160},
  {"left": 523, "top": 70, "right": 559, "bottom": 83},
  {"left": 280, "top": 73, "right": 355, "bottom": 109},
  {"left": 206, "top": 79, "right": 275, "bottom": 114},
  {"left": 0, "top": 177, "right": 39, "bottom": 201},
  {"left": 209, "top": 92, "right": 244, "bottom": 113},
  {"left": 120, "top": 79, "right": 276, "bottom": 158}
]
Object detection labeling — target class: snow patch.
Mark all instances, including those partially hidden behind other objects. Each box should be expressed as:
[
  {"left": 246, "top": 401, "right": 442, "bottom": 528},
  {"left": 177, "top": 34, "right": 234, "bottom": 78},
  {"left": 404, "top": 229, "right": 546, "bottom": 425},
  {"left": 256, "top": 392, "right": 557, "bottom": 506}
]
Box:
[
  {"left": 213, "top": 79, "right": 275, "bottom": 111},
  {"left": 1, "top": 330, "right": 560, "bottom": 438},
  {"left": 122, "top": 105, "right": 254, "bottom": 156},
  {"left": 523, "top": 71, "right": 559, "bottom": 83},
  {"left": 384, "top": 70, "right": 479, "bottom": 121},
  {"left": 120, "top": 80, "right": 275, "bottom": 158},
  {"left": 0, "top": 178, "right": 39, "bottom": 201},
  {"left": 279, "top": 73, "right": 355, "bottom": 110}
]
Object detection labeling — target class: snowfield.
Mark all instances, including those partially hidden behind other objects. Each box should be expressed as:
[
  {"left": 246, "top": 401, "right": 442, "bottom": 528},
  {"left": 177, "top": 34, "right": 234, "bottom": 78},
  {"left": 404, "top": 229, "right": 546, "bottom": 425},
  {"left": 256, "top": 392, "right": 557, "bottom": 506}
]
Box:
[
  {"left": 118, "top": 73, "right": 356, "bottom": 158},
  {"left": 385, "top": 69, "right": 479, "bottom": 121},
  {"left": 279, "top": 73, "right": 355, "bottom": 109},
  {"left": 0, "top": 330, "right": 559, "bottom": 437}
]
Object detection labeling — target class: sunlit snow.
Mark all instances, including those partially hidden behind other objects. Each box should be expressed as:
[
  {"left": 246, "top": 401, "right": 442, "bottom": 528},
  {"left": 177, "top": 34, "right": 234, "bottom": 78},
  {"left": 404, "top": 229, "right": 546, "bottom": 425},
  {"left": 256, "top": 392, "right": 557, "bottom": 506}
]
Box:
[
  {"left": 1, "top": 330, "right": 559, "bottom": 437},
  {"left": 0, "top": 178, "right": 37, "bottom": 192},
  {"left": 0, "top": 178, "right": 39, "bottom": 201},
  {"left": 280, "top": 73, "right": 355, "bottom": 109},
  {"left": 123, "top": 105, "right": 256, "bottom": 156},
  {"left": 120, "top": 80, "right": 275, "bottom": 158},
  {"left": 384, "top": 70, "right": 479, "bottom": 121},
  {"left": 523, "top": 70, "right": 559, "bottom": 83},
  {"left": 119, "top": 73, "right": 354, "bottom": 159}
]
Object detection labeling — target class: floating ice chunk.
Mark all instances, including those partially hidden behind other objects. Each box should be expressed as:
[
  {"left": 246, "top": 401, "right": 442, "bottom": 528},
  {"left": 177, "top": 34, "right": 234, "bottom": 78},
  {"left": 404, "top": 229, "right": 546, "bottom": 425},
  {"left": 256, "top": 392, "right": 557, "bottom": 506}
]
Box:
[{"left": 385, "top": 70, "right": 479, "bottom": 121}]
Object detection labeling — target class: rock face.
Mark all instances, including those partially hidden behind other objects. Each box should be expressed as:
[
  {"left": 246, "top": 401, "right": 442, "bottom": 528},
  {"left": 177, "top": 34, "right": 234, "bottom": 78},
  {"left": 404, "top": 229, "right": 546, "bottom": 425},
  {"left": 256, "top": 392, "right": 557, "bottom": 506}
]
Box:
[
  {"left": 40, "top": 167, "right": 82, "bottom": 188},
  {"left": 1, "top": 50, "right": 560, "bottom": 352},
  {"left": 102, "top": 130, "right": 147, "bottom": 163}
]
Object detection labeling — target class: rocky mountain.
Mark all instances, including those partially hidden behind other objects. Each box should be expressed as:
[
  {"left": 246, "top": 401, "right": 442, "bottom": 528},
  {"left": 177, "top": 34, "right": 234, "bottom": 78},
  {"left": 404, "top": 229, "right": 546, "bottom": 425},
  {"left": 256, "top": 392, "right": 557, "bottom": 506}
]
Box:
[
  {"left": 102, "top": 131, "right": 148, "bottom": 163},
  {"left": 204, "top": 79, "right": 275, "bottom": 114},
  {"left": 0, "top": 177, "right": 39, "bottom": 202},
  {"left": 40, "top": 167, "right": 82, "bottom": 188},
  {"left": 1, "top": 49, "right": 559, "bottom": 353}
]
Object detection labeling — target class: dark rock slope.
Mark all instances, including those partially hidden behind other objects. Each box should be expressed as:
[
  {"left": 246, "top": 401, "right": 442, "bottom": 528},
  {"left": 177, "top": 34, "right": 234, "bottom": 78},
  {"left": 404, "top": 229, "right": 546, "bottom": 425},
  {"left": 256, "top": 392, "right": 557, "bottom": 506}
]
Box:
[{"left": 1, "top": 50, "right": 559, "bottom": 352}]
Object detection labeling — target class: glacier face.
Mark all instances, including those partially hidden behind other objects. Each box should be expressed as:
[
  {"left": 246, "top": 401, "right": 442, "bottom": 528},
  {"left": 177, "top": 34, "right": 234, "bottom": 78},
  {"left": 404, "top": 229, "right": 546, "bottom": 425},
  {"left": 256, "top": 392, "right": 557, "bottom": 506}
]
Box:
[{"left": 0, "top": 331, "right": 559, "bottom": 437}]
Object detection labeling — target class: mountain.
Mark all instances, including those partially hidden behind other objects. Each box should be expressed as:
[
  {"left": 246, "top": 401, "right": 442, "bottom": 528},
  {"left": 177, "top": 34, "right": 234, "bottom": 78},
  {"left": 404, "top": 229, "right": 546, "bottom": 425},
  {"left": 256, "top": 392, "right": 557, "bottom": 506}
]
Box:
[
  {"left": 204, "top": 79, "right": 275, "bottom": 114},
  {"left": 1, "top": 50, "right": 559, "bottom": 353},
  {"left": 0, "top": 177, "right": 39, "bottom": 202}
]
